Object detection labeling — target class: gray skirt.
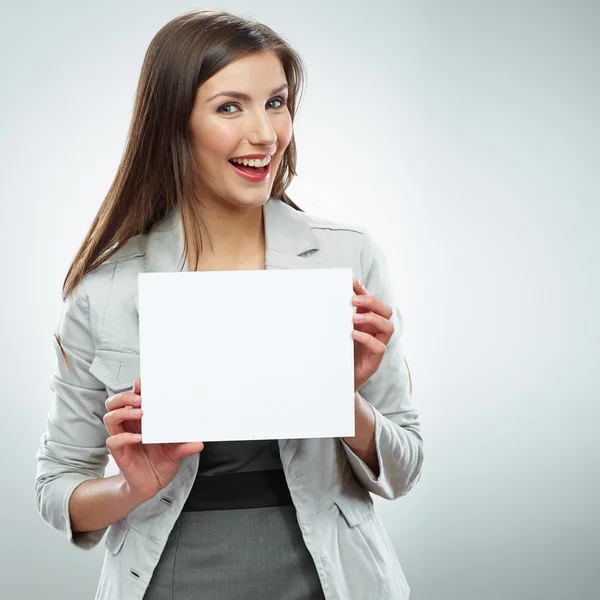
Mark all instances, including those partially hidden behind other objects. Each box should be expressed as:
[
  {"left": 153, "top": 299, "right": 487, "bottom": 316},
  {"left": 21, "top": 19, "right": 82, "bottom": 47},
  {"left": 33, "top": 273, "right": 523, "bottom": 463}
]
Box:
[{"left": 142, "top": 505, "right": 325, "bottom": 600}]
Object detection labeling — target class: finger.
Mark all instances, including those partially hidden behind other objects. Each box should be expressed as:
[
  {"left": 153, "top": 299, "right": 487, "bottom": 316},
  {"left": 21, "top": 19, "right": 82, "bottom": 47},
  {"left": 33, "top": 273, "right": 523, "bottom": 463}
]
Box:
[
  {"left": 352, "top": 294, "right": 393, "bottom": 319},
  {"left": 351, "top": 329, "right": 387, "bottom": 356},
  {"left": 106, "top": 432, "right": 143, "bottom": 457},
  {"left": 352, "top": 278, "right": 372, "bottom": 316},
  {"left": 103, "top": 406, "right": 143, "bottom": 437},
  {"left": 105, "top": 390, "right": 141, "bottom": 413},
  {"left": 353, "top": 311, "right": 394, "bottom": 342},
  {"left": 353, "top": 277, "right": 369, "bottom": 295},
  {"left": 352, "top": 311, "right": 381, "bottom": 337},
  {"left": 177, "top": 442, "right": 205, "bottom": 459},
  {"left": 163, "top": 441, "right": 205, "bottom": 461}
]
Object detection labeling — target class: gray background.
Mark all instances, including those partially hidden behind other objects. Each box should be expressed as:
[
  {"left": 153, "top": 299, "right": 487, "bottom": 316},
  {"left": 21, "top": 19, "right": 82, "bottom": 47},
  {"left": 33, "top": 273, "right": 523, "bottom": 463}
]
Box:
[{"left": 1, "top": 0, "right": 598, "bottom": 598}]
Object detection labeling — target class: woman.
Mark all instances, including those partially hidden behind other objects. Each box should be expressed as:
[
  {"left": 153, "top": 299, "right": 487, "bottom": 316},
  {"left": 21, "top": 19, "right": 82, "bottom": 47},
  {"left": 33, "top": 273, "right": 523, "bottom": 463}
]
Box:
[{"left": 35, "top": 9, "right": 423, "bottom": 600}]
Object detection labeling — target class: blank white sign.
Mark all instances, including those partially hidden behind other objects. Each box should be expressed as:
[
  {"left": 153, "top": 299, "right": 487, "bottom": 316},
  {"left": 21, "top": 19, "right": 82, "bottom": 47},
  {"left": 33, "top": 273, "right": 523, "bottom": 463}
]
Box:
[{"left": 137, "top": 268, "right": 355, "bottom": 443}]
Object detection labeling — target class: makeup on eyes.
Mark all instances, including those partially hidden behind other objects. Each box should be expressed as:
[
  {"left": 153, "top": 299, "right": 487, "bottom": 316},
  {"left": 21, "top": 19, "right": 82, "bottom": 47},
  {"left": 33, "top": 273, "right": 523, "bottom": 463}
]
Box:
[{"left": 217, "top": 97, "right": 287, "bottom": 114}]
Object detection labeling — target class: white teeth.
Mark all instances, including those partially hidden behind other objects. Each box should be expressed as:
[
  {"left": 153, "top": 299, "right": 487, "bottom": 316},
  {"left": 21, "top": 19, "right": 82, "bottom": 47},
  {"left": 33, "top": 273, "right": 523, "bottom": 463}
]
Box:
[{"left": 230, "top": 155, "right": 271, "bottom": 167}]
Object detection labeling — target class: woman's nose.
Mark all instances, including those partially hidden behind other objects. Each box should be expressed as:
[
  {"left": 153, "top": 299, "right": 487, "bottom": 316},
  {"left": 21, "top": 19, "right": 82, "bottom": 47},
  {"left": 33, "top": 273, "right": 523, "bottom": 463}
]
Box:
[{"left": 246, "top": 109, "right": 277, "bottom": 147}]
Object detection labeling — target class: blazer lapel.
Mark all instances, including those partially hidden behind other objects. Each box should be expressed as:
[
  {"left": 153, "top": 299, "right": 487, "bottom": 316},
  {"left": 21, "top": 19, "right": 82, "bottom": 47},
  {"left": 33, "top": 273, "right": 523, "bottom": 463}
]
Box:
[{"left": 263, "top": 197, "right": 321, "bottom": 270}]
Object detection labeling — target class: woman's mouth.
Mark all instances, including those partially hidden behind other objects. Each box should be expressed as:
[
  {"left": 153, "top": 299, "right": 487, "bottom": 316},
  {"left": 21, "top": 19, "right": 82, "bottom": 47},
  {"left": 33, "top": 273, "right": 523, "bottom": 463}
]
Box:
[{"left": 228, "top": 155, "right": 272, "bottom": 182}]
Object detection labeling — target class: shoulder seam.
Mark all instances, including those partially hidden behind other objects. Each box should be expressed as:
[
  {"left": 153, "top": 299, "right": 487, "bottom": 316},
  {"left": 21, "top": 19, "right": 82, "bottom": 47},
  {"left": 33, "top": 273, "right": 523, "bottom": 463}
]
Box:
[
  {"left": 101, "top": 234, "right": 147, "bottom": 265},
  {"left": 102, "top": 251, "right": 146, "bottom": 265},
  {"left": 309, "top": 224, "right": 366, "bottom": 235}
]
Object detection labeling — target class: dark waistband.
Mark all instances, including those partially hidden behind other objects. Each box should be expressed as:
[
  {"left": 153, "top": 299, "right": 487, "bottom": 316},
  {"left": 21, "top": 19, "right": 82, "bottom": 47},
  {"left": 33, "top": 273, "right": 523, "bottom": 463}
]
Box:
[{"left": 181, "top": 469, "right": 293, "bottom": 512}]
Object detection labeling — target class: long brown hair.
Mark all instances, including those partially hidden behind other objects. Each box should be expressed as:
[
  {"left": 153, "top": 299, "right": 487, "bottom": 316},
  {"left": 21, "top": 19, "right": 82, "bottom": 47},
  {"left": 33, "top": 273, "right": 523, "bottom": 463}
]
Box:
[{"left": 61, "top": 9, "right": 305, "bottom": 302}]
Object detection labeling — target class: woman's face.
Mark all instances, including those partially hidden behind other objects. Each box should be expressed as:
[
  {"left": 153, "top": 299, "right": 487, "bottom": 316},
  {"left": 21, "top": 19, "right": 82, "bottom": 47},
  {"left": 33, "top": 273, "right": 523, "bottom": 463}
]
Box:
[{"left": 189, "top": 51, "right": 293, "bottom": 210}]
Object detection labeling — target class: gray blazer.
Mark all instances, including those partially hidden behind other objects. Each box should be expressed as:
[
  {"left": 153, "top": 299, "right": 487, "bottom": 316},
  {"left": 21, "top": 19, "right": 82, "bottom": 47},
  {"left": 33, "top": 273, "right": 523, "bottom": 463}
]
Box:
[{"left": 35, "top": 198, "right": 423, "bottom": 599}]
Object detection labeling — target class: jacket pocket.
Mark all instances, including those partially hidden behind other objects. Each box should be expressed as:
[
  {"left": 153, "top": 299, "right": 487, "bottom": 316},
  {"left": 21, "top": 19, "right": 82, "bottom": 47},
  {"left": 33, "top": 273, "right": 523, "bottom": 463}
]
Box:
[
  {"left": 89, "top": 350, "right": 140, "bottom": 395},
  {"left": 334, "top": 475, "right": 375, "bottom": 528},
  {"left": 104, "top": 518, "right": 130, "bottom": 554}
]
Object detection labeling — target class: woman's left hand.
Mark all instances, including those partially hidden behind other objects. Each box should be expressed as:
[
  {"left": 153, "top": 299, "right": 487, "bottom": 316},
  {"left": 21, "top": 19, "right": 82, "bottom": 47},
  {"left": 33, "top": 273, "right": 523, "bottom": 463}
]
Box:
[{"left": 351, "top": 277, "right": 395, "bottom": 392}]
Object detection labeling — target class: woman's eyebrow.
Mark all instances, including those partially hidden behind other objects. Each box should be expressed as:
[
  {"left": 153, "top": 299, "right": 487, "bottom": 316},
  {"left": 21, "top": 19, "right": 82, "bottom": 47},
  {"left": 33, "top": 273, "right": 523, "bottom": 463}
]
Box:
[{"left": 206, "top": 83, "right": 288, "bottom": 103}]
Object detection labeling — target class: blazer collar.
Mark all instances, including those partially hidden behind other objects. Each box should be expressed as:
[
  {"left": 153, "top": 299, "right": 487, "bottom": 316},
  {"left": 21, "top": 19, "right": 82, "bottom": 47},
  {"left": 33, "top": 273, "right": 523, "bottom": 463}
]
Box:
[{"left": 144, "top": 197, "right": 321, "bottom": 275}]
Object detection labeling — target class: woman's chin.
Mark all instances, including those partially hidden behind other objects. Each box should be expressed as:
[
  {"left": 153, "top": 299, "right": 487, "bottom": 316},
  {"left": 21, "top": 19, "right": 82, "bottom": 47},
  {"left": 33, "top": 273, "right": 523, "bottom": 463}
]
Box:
[{"left": 215, "top": 193, "right": 272, "bottom": 211}]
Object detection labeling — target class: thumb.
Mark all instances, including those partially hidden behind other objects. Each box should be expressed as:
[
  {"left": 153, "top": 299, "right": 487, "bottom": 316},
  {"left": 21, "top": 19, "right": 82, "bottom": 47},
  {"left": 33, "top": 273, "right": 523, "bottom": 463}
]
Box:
[{"left": 170, "top": 441, "right": 205, "bottom": 460}]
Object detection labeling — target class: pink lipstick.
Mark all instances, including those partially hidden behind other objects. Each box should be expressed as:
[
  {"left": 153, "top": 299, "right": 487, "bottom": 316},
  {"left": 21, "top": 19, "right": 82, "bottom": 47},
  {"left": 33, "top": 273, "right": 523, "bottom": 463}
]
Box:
[{"left": 228, "top": 158, "right": 271, "bottom": 182}]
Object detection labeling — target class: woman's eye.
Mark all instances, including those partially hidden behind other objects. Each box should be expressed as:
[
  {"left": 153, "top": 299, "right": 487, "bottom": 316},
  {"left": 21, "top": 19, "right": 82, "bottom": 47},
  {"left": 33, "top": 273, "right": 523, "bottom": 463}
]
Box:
[
  {"left": 217, "top": 97, "right": 287, "bottom": 115},
  {"left": 217, "top": 103, "right": 240, "bottom": 114},
  {"left": 267, "top": 97, "right": 287, "bottom": 109}
]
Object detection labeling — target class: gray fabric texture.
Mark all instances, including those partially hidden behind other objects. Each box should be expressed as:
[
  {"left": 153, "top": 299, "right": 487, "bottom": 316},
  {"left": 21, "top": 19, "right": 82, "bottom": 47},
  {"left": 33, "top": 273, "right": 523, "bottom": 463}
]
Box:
[{"left": 143, "top": 440, "right": 324, "bottom": 599}]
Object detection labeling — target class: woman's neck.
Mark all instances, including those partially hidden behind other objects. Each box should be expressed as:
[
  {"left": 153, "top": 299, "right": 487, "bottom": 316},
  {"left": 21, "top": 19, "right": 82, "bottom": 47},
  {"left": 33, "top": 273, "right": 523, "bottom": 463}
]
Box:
[{"left": 185, "top": 201, "right": 266, "bottom": 271}]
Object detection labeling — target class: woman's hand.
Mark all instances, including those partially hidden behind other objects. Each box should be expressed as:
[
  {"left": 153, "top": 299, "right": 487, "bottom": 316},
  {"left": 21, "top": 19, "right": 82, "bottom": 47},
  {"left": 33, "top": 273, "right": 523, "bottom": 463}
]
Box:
[
  {"left": 351, "top": 277, "right": 395, "bottom": 392},
  {"left": 103, "top": 378, "right": 204, "bottom": 503}
]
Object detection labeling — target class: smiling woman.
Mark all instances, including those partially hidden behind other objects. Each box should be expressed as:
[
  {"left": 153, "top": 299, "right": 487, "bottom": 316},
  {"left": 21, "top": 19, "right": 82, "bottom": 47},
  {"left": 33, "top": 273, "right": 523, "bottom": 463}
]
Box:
[
  {"left": 189, "top": 52, "right": 291, "bottom": 194},
  {"left": 35, "top": 8, "right": 422, "bottom": 600},
  {"left": 51, "top": 10, "right": 306, "bottom": 304}
]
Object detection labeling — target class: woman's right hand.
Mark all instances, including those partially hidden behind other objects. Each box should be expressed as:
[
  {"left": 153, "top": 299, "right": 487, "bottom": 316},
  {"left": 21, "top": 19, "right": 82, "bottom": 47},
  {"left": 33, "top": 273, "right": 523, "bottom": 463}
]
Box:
[{"left": 103, "top": 378, "right": 204, "bottom": 503}]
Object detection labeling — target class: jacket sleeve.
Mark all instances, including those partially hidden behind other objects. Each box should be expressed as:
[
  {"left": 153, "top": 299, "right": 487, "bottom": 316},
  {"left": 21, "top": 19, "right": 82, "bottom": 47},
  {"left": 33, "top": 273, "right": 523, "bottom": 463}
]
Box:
[
  {"left": 341, "top": 229, "right": 424, "bottom": 499},
  {"left": 35, "top": 275, "right": 111, "bottom": 550}
]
